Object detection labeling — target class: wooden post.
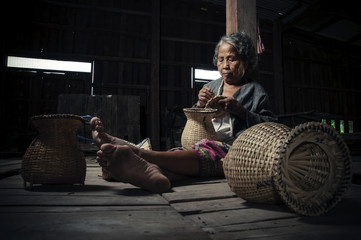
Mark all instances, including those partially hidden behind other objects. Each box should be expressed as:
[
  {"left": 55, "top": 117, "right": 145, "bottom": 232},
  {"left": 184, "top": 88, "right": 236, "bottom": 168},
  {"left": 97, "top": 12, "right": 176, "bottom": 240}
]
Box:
[
  {"left": 226, "top": 0, "right": 257, "bottom": 47},
  {"left": 151, "top": 0, "right": 161, "bottom": 150},
  {"left": 226, "top": 0, "right": 258, "bottom": 81}
]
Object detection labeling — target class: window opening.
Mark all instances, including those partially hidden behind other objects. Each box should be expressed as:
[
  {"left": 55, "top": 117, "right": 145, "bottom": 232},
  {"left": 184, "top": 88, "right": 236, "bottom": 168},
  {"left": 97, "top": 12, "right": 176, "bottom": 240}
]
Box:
[
  {"left": 6, "top": 56, "right": 94, "bottom": 95},
  {"left": 7, "top": 56, "right": 92, "bottom": 73},
  {"left": 348, "top": 120, "right": 353, "bottom": 133},
  {"left": 321, "top": 118, "right": 354, "bottom": 134},
  {"left": 191, "top": 67, "right": 220, "bottom": 89},
  {"left": 340, "top": 120, "right": 344, "bottom": 134},
  {"left": 331, "top": 119, "right": 336, "bottom": 129},
  {"left": 191, "top": 68, "right": 220, "bottom": 87},
  {"left": 191, "top": 67, "right": 221, "bottom": 102}
]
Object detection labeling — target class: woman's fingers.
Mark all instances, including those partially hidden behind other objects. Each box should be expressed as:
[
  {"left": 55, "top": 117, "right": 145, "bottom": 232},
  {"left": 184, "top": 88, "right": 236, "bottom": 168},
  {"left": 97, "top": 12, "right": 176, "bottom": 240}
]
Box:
[
  {"left": 197, "top": 87, "right": 215, "bottom": 108},
  {"left": 198, "top": 87, "right": 214, "bottom": 101},
  {"left": 218, "top": 97, "right": 246, "bottom": 118}
]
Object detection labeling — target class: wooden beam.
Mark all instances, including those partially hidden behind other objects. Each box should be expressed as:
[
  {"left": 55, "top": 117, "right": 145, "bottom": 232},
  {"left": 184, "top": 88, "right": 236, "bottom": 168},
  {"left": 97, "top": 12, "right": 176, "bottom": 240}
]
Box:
[
  {"left": 282, "top": 1, "right": 322, "bottom": 32},
  {"left": 226, "top": 0, "right": 257, "bottom": 47},
  {"left": 226, "top": 0, "right": 237, "bottom": 35},
  {"left": 151, "top": 0, "right": 161, "bottom": 150},
  {"left": 226, "top": 0, "right": 258, "bottom": 81},
  {"left": 40, "top": 0, "right": 152, "bottom": 17}
]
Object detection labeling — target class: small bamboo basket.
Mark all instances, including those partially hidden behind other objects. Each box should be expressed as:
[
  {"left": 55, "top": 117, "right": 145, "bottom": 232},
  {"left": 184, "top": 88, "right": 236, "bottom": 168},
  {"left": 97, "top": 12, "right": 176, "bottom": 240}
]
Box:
[
  {"left": 22, "top": 114, "right": 86, "bottom": 188},
  {"left": 222, "top": 121, "right": 352, "bottom": 216},
  {"left": 181, "top": 108, "right": 217, "bottom": 149}
]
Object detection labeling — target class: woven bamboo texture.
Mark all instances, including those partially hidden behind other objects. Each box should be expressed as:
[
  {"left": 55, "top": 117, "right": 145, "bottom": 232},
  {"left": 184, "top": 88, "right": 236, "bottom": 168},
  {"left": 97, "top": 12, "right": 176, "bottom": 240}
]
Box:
[
  {"left": 181, "top": 108, "right": 217, "bottom": 149},
  {"left": 223, "top": 121, "right": 352, "bottom": 216},
  {"left": 22, "top": 114, "right": 86, "bottom": 187}
]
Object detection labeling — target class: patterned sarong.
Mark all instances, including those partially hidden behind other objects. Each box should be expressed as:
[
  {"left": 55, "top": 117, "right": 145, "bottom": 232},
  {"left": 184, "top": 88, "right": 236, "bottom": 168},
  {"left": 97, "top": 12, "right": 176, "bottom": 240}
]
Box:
[
  {"left": 169, "top": 139, "right": 231, "bottom": 178},
  {"left": 192, "top": 139, "right": 230, "bottom": 177}
]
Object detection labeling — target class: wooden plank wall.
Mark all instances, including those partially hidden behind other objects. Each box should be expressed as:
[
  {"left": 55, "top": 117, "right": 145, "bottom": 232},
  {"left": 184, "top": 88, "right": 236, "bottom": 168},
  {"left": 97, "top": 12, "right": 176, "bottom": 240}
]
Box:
[
  {"left": 159, "top": 1, "right": 226, "bottom": 149},
  {"left": 4, "top": 0, "right": 357, "bottom": 153},
  {"left": 0, "top": 0, "right": 227, "bottom": 152},
  {"left": 257, "top": 20, "right": 276, "bottom": 113},
  {"left": 282, "top": 32, "right": 361, "bottom": 131},
  {"left": 57, "top": 94, "right": 141, "bottom": 144}
]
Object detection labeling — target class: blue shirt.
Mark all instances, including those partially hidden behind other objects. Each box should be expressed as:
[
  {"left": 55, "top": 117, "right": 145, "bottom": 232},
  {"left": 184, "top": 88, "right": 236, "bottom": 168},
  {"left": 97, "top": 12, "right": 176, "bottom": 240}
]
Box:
[{"left": 195, "top": 78, "right": 277, "bottom": 139}]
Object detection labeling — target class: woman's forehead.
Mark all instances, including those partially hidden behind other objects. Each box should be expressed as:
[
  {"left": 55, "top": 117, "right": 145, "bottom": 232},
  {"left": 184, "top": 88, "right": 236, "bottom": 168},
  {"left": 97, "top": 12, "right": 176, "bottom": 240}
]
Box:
[{"left": 218, "top": 42, "right": 237, "bottom": 55}]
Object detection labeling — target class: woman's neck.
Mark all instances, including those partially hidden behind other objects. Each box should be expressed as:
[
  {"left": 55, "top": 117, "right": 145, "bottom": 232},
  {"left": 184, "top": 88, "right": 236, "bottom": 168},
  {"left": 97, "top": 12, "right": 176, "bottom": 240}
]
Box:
[{"left": 222, "top": 79, "right": 243, "bottom": 97}]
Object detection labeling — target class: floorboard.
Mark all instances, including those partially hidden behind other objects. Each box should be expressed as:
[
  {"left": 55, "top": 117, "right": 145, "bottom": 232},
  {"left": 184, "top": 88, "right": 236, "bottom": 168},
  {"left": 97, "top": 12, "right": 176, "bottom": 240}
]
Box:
[
  {"left": 0, "top": 155, "right": 360, "bottom": 239},
  {"left": 0, "top": 206, "right": 211, "bottom": 240}
]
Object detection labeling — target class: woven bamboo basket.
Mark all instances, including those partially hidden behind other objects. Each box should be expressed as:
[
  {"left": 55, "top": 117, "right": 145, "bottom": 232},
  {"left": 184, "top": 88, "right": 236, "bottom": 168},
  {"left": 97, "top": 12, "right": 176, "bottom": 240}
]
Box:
[
  {"left": 22, "top": 114, "right": 86, "bottom": 188},
  {"left": 181, "top": 108, "right": 217, "bottom": 149},
  {"left": 222, "top": 121, "right": 352, "bottom": 216}
]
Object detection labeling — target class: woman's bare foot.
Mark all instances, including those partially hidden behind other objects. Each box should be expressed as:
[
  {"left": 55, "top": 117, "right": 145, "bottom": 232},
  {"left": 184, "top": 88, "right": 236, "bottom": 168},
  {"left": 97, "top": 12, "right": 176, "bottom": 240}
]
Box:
[
  {"left": 96, "top": 143, "right": 171, "bottom": 193},
  {"left": 90, "top": 117, "right": 138, "bottom": 151}
]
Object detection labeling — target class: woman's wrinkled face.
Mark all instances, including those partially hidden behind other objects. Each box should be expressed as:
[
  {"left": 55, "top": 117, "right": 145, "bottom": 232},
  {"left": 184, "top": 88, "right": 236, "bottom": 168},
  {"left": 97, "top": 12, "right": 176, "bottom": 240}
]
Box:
[{"left": 216, "top": 42, "right": 247, "bottom": 85}]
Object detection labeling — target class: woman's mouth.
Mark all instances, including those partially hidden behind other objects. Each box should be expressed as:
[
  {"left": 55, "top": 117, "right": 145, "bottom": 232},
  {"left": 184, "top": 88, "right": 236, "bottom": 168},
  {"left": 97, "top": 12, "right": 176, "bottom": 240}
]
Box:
[{"left": 222, "top": 72, "right": 232, "bottom": 77}]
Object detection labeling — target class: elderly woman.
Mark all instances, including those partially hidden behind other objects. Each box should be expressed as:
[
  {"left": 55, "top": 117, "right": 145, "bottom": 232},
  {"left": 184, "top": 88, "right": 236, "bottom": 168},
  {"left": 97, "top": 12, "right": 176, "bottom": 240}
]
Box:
[{"left": 91, "top": 31, "right": 276, "bottom": 193}]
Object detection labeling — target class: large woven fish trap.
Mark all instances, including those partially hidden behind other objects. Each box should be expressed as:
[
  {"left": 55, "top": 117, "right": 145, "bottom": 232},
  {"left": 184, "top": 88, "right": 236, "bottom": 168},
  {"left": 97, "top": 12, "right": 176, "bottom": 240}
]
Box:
[
  {"left": 222, "top": 121, "right": 352, "bottom": 216},
  {"left": 22, "top": 114, "right": 86, "bottom": 188}
]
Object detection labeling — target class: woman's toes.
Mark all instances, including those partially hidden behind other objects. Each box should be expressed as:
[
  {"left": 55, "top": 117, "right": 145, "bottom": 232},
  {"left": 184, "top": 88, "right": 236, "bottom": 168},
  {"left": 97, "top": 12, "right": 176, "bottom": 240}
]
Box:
[
  {"left": 90, "top": 117, "right": 100, "bottom": 128},
  {"left": 100, "top": 143, "right": 116, "bottom": 154},
  {"left": 102, "top": 144, "right": 170, "bottom": 193}
]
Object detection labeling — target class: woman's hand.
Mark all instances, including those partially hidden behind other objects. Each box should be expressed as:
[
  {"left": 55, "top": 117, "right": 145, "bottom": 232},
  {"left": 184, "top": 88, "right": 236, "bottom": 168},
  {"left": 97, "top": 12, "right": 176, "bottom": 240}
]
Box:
[
  {"left": 218, "top": 96, "right": 247, "bottom": 119},
  {"left": 196, "top": 87, "right": 215, "bottom": 108}
]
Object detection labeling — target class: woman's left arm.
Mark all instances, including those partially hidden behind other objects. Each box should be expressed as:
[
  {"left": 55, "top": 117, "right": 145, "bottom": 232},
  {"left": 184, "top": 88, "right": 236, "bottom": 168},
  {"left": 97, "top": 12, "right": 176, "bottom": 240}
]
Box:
[
  {"left": 240, "top": 93, "right": 277, "bottom": 127},
  {"left": 218, "top": 97, "right": 247, "bottom": 119},
  {"left": 219, "top": 93, "right": 277, "bottom": 133}
]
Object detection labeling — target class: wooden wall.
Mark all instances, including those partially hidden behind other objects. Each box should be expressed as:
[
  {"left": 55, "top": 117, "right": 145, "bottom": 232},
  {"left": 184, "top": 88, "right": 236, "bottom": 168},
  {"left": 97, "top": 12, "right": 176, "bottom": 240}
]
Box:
[
  {"left": 0, "top": 0, "right": 226, "bottom": 152},
  {"left": 282, "top": 31, "right": 361, "bottom": 131},
  {"left": 1, "top": 0, "right": 359, "bottom": 155}
]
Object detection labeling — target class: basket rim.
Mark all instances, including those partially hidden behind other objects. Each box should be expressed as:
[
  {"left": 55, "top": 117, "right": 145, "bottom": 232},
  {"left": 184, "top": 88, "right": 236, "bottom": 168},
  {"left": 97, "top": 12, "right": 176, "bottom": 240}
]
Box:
[
  {"left": 183, "top": 108, "right": 218, "bottom": 113},
  {"left": 31, "top": 114, "right": 85, "bottom": 123},
  {"left": 272, "top": 121, "right": 352, "bottom": 216}
]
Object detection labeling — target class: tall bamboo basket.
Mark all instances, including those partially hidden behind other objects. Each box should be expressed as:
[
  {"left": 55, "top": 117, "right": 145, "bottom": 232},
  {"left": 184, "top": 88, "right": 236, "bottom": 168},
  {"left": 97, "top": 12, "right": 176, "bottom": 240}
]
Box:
[
  {"left": 222, "top": 121, "right": 352, "bottom": 216},
  {"left": 22, "top": 114, "right": 86, "bottom": 188},
  {"left": 181, "top": 108, "right": 217, "bottom": 149}
]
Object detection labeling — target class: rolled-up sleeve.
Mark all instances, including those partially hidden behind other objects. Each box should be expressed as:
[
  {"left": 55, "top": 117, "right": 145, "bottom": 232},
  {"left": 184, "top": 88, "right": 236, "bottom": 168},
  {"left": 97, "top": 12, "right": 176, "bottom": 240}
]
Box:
[{"left": 232, "top": 82, "right": 277, "bottom": 137}]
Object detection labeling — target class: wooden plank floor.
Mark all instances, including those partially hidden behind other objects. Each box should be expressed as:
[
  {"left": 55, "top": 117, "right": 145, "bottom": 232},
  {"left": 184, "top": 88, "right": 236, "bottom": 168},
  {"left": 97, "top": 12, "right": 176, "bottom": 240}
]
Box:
[{"left": 1, "top": 155, "right": 361, "bottom": 240}]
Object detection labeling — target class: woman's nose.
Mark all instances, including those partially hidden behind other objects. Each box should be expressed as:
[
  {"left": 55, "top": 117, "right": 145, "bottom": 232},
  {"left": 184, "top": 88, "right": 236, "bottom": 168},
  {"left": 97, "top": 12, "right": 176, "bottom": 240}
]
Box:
[{"left": 222, "top": 60, "right": 230, "bottom": 69}]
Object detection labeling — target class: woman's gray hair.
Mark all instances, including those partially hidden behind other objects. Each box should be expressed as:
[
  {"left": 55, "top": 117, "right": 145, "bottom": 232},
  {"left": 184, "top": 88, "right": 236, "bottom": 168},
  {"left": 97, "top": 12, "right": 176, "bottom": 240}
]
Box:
[{"left": 213, "top": 31, "right": 257, "bottom": 76}]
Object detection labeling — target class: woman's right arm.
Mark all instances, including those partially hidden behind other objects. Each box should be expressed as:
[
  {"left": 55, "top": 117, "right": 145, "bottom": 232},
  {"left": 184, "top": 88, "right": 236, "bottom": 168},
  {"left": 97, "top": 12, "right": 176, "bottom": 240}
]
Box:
[{"left": 196, "top": 87, "right": 215, "bottom": 108}]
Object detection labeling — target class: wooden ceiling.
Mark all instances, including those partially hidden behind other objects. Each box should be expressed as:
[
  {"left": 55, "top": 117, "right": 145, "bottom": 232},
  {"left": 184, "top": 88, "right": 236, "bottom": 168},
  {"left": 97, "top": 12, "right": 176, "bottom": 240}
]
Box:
[{"left": 204, "top": 0, "right": 361, "bottom": 47}]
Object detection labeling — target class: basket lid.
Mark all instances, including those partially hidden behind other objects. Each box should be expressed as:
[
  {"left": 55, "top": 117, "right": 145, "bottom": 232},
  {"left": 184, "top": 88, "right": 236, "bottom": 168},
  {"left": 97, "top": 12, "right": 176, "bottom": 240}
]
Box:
[{"left": 273, "top": 122, "right": 352, "bottom": 216}]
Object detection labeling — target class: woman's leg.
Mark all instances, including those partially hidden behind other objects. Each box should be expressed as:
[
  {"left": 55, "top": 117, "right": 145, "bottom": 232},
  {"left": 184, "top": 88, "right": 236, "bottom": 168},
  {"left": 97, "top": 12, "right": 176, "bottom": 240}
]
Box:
[
  {"left": 137, "top": 149, "right": 199, "bottom": 176},
  {"left": 138, "top": 140, "right": 229, "bottom": 178},
  {"left": 92, "top": 117, "right": 227, "bottom": 191},
  {"left": 97, "top": 143, "right": 171, "bottom": 193},
  {"left": 90, "top": 117, "right": 137, "bottom": 148},
  {"left": 91, "top": 117, "right": 200, "bottom": 176}
]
